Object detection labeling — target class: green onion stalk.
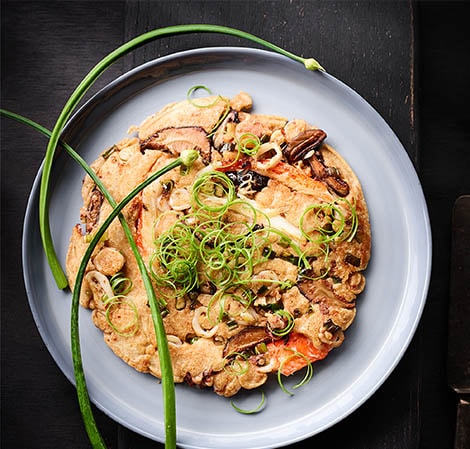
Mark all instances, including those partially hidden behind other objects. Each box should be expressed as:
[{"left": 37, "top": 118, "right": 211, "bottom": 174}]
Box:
[
  {"left": 1, "top": 109, "right": 200, "bottom": 449},
  {"left": 68, "top": 153, "right": 195, "bottom": 449},
  {"left": 6, "top": 24, "right": 324, "bottom": 449},
  {"left": 39, "top": 24, "right": 324, "bottom": 289}
]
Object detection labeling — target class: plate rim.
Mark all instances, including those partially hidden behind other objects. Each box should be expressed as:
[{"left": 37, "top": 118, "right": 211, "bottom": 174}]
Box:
[{"left": 22, "top": 46, "right": 432, "bottom": 448}]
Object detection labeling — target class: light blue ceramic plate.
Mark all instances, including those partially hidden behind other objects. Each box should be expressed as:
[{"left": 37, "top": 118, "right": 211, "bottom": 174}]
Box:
[{"left": 23, "top": 47, "right": 431, "bottom": 449}]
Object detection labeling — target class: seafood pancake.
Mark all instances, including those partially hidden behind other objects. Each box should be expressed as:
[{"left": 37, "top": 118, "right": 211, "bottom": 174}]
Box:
[{"left": 66, "top": 91, "right": 371, "bottom": 397}]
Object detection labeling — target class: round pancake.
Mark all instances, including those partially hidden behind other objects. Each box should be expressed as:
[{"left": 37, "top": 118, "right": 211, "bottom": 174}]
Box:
[{"left": 66, "top": 91, "right": 371, "bottom": 397}]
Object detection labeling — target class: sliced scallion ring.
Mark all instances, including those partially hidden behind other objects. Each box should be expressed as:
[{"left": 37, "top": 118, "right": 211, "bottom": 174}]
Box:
[
  {"left": 186, "top": 85, "right": 219, "bottom": 108},
  {"left": 104, "top": 295, "right": 140, "bottom": 337},
  {"left": 110, "top": 272, "right": 133, "bottom": 296},
  {"left": 277, "top": 350, "right": 314, "bottom": 396},
  {"left": 269, "top": 309, "right": 295, "bottom": 337},
  {"left": 230, "top": 390, "right": 266, "bottom": 414},
  {"left": 237, "top": 132, "right": 261, "bottom": 156},
  {"left": 224, "top": 352, "right": 250, "bottom": 376}
]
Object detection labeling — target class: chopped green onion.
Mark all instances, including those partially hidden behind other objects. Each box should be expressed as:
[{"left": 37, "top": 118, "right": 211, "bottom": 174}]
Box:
[
  {"left": 277, "top": 351, "right": 314, "bottom": 396},
  {"left": 110, "top": 272, "right": 133, "bottom": 296},
  {"left": 175, "top": 296, "right": 187, "bottom": 311},
  {"left": 104, "top": 295, "right": 140, "bottom": 337},
  {"left": 269, "top": 309, "right": 295, "bottom": 337},
  {"left": 299, "top": 199, "right": 358, "bottom": 245},
  {"left": 207, "top": 100, "right": 231, "bottom": 137},
  {"left": 206, "top": 289, "right": 228, "bottom": 325},
  {"left": 227, "top": 320, "right": 239, "bottom": 330},
  {"left": 335, "top": 198, "right": 359, "bottom": 242},
  {"left": 224, "top": 352, "right": 250, "bottom": 376},
  {"left": 101, "top": 145, "right": 117, "bottom": 159},
  {"left": 191, "top": 170, "right": 236, "bottom": 214},
  {"left": 219, "top": 132, "right": 262, "bottom": 169},
  {"left": 230, "top": 390, "right": 266, "bottom": 414},
  {"left": 255, "top": 342, "right": 268, "bottom": 354},
  {"left": 161, "top": 180, "right": 174, "bottom": 195},
  {"left": 237, "top": 133, "right": 261, "bottom": 156},
  {"left": 186, "top": 85, "right": 219, "bottom": 108}
]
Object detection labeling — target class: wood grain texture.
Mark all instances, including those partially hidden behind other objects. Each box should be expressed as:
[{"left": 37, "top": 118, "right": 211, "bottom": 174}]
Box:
[
  {"left": 416, "top": 3, "right": 470, "bottom": 449},
  {"left": 4, "top": 1, "right": 459, "bottom": 448},
  {"left": 121, "top": 0, "right": 417, "bottom": 164},
  {"left": 1, "top": 2, "right": 125, "bottom": 449}
]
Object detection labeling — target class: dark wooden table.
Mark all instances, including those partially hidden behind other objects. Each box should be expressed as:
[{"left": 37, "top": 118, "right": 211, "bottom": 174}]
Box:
[{"left": 2, "top": 1, "right": 469, "bottom": 448}]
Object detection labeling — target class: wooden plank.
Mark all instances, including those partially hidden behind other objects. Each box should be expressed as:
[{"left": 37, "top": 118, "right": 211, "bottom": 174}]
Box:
[
  {"left": 1, "top": 2, "right": 126, "bottom": 449},
  {"left": 122, "top": 0, "right": 417, "bottom": 165},
  {"left": 416, "top": 4, "right": 470, "bottom": 449}
]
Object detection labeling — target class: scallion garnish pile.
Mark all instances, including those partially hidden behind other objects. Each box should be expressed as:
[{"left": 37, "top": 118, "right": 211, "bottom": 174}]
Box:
[{"left": 150, "top": 169, "right": 310, "bottom": 316}]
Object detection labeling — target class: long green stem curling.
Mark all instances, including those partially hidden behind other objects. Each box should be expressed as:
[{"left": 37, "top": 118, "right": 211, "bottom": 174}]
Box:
[
  {"left": 69, "top": 157, "right": 183, "bottom": 449},
  {"left": 38, "top": 24, "right": 324, "bottom": 289},
  {"left": 8, "top": 24, "right": 324, "bottom": 449},
  {"left": 1, "top": 109, "right": 187, "bottom": 449}
]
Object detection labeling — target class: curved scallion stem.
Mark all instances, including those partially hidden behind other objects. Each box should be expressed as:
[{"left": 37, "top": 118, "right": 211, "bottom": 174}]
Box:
[
  {"left": 38, "top": 24, "right": 324, "bottom": 289},
  {"left": 110, "top": 272, "right": 133, "bottom": 296},
  {"left": 230, "top": 390, "right": 266, "bottom": 414},
  {"left": 277, "top": 351, "right": 314, "bottom": 396},
  {"left": 5, "top": 22, "right": 325, "bottom": 443},
  {"left": 104, "top": 296, "right": 140, "bottom": 337},
  {"left": 69, "top": 157, "right": 184, "bottom": 449},
  {"left": 1, "top": 109, "right": 183, "bottom": 449},
  {"left": 186, "top": 85, "right": 219, "bottom": 108},
  {"left": 269, "top": 309, "right": 295, "bottom": 337}
]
